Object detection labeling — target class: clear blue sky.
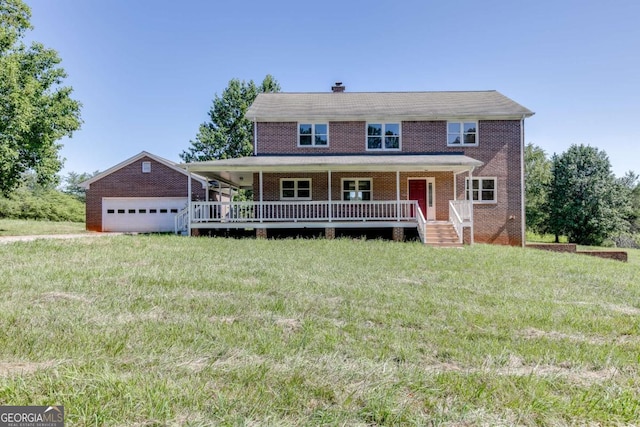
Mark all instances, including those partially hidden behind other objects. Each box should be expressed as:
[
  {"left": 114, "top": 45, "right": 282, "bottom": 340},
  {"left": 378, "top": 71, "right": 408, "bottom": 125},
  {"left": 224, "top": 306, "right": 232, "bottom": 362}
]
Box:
[{"left": 27, "top": 0, "right": 640, "bottom": 178}]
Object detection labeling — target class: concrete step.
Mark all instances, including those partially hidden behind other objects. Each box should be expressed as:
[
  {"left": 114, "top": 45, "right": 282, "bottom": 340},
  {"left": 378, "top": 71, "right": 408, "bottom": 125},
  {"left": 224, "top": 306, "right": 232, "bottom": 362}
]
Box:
[{"left": 424, "top": 222, "right": 461, "bottom": 246}]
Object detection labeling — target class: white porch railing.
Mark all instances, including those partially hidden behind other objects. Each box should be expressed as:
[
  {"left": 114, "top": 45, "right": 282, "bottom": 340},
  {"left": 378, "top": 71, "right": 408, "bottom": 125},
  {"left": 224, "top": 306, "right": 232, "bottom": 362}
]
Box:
[
  {"left": 174, "top": 206, "right": 189, "bottom": 234},
  {"left": 415, "top": 204, "right": 427, "bottom": 244},
  {"left": 449, "top": 200, "right": 472, "bottom": 243},
  {"left": 190, "top": 200, "right": 420, "bottom": 223}
]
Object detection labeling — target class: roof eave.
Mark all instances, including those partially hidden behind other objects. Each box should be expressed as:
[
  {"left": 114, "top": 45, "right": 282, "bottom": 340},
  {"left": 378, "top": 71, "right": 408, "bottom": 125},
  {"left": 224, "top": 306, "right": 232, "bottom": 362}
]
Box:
[{"left": 248, "top": 113, "right": 534, "bottom": 122}]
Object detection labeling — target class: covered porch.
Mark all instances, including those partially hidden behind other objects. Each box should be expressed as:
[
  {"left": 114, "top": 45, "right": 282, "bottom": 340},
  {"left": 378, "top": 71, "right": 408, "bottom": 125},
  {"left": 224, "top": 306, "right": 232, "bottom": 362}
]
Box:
[{"left": 177, "top": 154, "right": 482, "bottom": 244}]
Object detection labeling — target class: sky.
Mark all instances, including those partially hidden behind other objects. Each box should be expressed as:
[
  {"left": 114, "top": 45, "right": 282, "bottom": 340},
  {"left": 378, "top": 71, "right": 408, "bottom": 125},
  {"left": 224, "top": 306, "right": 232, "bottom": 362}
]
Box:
[{"left": 25, "top": 0, "right": 640, "bottom": 178}]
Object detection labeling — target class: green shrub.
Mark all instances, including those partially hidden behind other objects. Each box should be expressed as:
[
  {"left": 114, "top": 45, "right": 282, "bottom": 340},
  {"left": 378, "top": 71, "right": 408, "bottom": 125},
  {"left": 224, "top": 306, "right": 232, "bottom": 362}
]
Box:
[{"left": 0, "top": 188, "right": 84, "bottom": 222}]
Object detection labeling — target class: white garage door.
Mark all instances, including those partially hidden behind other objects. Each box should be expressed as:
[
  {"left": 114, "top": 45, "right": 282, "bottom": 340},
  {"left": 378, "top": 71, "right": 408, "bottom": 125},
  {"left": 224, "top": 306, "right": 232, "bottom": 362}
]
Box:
[{"left": 103, "top": 197, "right": 188, "bottom": 232}]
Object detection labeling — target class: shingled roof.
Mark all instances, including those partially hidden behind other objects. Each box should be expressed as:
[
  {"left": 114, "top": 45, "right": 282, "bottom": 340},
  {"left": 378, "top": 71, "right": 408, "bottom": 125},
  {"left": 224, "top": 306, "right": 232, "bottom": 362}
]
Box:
[{"left": 245, "top": 90, "right": 534, "bottom": 121}]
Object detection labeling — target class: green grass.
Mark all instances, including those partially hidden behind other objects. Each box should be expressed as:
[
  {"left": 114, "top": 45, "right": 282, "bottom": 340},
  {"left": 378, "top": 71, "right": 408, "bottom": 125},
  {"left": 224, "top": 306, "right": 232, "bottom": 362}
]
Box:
[
  {"left": 1, "top": 236, "right": 639, "bottom": 425},
  {"left": 0, "top": 219, "right": 86, "bottom": 236},
  {"left": 526, "top": 231, "right": 568, "bottom": 243}
]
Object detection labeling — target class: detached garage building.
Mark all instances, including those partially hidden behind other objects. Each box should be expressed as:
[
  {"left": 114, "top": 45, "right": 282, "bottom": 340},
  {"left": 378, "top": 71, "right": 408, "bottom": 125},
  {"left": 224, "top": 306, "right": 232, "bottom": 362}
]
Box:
[{"left": 82, "top": 152, "right": 209, "bottom": 233}]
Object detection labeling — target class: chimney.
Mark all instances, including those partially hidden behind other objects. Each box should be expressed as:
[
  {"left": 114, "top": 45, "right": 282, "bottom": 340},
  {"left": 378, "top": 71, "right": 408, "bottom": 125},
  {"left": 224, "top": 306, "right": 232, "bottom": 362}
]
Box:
[{"left": 331, "top": 82, "right": 345, "bottom": 93}]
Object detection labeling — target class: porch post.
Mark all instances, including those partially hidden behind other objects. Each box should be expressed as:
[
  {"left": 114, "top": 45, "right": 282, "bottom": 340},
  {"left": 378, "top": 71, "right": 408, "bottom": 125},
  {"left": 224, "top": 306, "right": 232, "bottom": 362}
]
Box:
[
  {"left": 259, "top": 170, "right": 264, "bottom": 223},
  {"left": 396, "top": 170, "right": 401, "bottom": 221},
  {"left": 328, "top": 170, "right": 332, "bottom": 222},
  {"left": 205, "top": 179, "right": 209, "bottom": 202},
  {"left": 453, "top": 172, "right": 457, "bottom": 201},
  {"left": 187, "top": 166, "right": 192, "bottom": 237},
  {"left": 468, "top": 168, "right": 474, "bottom": 244}
]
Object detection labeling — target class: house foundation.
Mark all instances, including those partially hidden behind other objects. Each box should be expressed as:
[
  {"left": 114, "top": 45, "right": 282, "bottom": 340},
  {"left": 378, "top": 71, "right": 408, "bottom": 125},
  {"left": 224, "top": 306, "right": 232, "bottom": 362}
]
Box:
[
  {"left": 392, "top": 227, "right": 404, "bottom": 242},
  {"left": 325, "top": 227, "right": 336, "bottom": 239}
]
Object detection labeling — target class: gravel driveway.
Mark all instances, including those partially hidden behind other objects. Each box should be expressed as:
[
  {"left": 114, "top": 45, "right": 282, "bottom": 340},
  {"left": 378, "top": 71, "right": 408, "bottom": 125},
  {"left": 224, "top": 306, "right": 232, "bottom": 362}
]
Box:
[{"left": 0, "top": 233, "right": 123, "bottom": 244}]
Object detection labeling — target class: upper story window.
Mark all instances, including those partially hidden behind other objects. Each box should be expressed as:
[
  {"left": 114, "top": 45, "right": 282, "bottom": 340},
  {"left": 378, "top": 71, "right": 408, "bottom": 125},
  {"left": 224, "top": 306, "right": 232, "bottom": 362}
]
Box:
[
  {"left": 280, "top": 178, "right": 312, "bottom": 200},
  {"left": 342, "top": 178, "right": 372, "bottom": 201},
  {"left": 142, "top": 161, "right": 151, "bottom": 173},
  {"left": 367, "top": 123, "right": 400, "bottom": 150},
  {"left": 448, "top": 121, "right": 478, "bottom": 146},
  {"left": 465, "top": 177, "right": 496, "bottom": 203},
  {"left": 299, "top": 123, "right": 328, "bottom": 147}
]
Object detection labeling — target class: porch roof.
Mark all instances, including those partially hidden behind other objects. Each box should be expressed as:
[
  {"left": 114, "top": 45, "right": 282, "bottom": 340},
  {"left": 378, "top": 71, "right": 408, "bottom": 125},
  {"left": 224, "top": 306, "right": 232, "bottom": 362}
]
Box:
[{"left": 182, "top": 154, "right": 482, "bottom": 181}]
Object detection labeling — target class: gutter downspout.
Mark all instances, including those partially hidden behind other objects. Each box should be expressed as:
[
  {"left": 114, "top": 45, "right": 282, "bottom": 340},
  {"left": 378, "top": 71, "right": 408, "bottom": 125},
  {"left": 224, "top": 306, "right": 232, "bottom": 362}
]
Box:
[
  {"left": 469, "top": 166, "right": 475, "bottom": 245},
  {"left": 520, "top": 115, "right": 526, "bottom": 247},
  {"left": 253, "top": 118, "right": 258, "bottom": 156},
  {"left": 187, "top": 166, "right": 192, "bottom": 237}
]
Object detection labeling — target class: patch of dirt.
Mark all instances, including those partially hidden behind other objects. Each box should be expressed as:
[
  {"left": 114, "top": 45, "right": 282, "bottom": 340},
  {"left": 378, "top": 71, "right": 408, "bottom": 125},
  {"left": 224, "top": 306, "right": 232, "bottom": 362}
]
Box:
[
  {"left": 177, "top": 357, "right": 210, "bottom": 372},
  {"left": 395, "top": 277, "right": 423, "bottom": 285},
  {"left": 176, "top": 290, "right": 235, "bottom": 300},
  {"left": 606, "top": 304, "right": 640, "bottom": 316},
  {"left": 421, "top": 358, "right": 620, "bottom": 385},
  {"left": 209, "top": 316, "right": 237, "bottom": 324},
  {"left": 494, "top": 364, "right": 619, "bottom": 386},
  {"left": 276, "top": 318, "right": 302, "bottom": 333},
  {"left": 567, "top": 301, "right": 640, "bottom": 316},
  {"left": 0, "top": 361, "right": 56, "bottom": 376},
  {"left": 422, "top": 362, "right": 465, "bottom": 373},
  {"left": 114, "top": 307, "right": 180, "bottom": 324},
  {"left": 39, "top": 292, "right": 93, "bottom": 304},
  {"left": 520, "top": 327, "right": 640, "bottom": 346},
  {"left": 519, "top": 327, "right": 606, "bottom": 345}
]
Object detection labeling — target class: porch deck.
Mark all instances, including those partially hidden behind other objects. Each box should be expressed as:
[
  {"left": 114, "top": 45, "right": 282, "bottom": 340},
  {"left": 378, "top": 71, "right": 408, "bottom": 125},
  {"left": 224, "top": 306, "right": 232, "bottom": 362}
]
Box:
[{"left": 176, "top": 199, "right": 472, "bottom": 244}]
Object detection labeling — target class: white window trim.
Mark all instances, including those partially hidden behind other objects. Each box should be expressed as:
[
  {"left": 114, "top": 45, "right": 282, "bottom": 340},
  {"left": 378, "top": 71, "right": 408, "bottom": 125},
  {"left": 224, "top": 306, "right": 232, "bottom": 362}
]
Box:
[
  {"left": 298, "top": 123, "right": 329, "bottom": 147},
  {"left": 366, "top": 122, "right": 402, "bottom": 151},
  {"left": 279, "top": 178, "right": 312, "bottom": 200},
  {"left": 341, "top": 178, "right": 373, "bottom": 201},
  {"left": 447, "top": 121, "right": 479, "bottom": 147},
  {"left": 465, "top": 177, "right": 497, "bottom": 204},
  {"left": 142, "top": 161, "right": 151, "bottom": 173}
]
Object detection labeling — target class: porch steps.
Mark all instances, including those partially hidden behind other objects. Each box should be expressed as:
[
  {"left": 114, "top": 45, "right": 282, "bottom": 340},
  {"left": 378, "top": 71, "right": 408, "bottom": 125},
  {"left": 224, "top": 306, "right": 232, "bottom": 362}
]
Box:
[{"left": 424, "top": 222, "right": 462, "bottom": 247}]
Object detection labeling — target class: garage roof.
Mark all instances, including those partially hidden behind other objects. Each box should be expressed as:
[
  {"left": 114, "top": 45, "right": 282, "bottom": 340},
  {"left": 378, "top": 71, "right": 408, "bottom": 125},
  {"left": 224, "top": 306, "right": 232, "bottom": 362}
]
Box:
[{"left": 80, "top": 151, "right": 208, "bottom": 189}]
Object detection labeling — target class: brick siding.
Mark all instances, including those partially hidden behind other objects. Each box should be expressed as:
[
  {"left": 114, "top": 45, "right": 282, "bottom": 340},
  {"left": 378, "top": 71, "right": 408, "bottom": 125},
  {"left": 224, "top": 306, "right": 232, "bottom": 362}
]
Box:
[
  {"left": 85, "top": 156, "right": 205, "bottom": 231},
  {"left": 254, "top": 119, "right": 524, "bottom": 246},
  {"left": 453, "top": 121, "right": 524, "bottom": 246}
]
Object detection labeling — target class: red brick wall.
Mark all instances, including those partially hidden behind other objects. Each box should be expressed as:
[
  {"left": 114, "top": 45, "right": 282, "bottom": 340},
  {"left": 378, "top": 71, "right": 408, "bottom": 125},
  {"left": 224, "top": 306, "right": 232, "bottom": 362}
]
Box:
[
  {"left": 85, "top": 156, "right": 205, "bottom": 231},
  {"left": 402, "top": 121, "right": 446, "bottom": 152},
  {"left": 453, "top": 121, "right": 524, "bottom": 246},
  {"left": 254, "top": 119, "right": 524, "bottom": 246},
  {"left": 257, "top": 122, "right": 365, "bottom": 154}
]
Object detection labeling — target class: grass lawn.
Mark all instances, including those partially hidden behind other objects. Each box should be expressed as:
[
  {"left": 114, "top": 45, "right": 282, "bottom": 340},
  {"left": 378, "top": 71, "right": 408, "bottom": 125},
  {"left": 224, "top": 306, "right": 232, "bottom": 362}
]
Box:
[
  {"left": 1, "top": 236, "right": 639, "bottom": 425},
  {"left": 0, "top": 219, "right": 86, "bottom": 236}
]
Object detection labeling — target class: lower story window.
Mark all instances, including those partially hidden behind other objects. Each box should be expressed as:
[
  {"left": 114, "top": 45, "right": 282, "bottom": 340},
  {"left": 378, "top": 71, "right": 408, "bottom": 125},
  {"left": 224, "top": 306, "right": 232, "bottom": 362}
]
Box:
[
  {"left": 280, "top": 179, "right": 312, "bottom": 200},
  {"left": 342, "top": 178, "right": 372, "bottom": 201},
  {"left": 465, "top": 177, "right": 496, "bottom": 203}
]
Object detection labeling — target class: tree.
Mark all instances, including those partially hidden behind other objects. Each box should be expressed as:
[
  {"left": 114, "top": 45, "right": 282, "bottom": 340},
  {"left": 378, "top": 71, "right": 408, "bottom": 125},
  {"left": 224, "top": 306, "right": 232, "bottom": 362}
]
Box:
[
  {"left": 180, "top": 75, "right": 280, "bottom": 162},
  {"left": 0, "top": 0, "right": 82, "bottom": 195},
  {"left": 524, "top": 143, "right": 552, "bottom": 234},
  {"left": 618, "top": 171, "right": 640, "bottom": 233},
  {"left": 632, "top": 180, "right": 640, "bottom": 233},
  {"left": 61, "top": 170, "right": 99, "bottom": 202},
  {"left": 547, "top": 144, "right": 630, "bottom": 245}
]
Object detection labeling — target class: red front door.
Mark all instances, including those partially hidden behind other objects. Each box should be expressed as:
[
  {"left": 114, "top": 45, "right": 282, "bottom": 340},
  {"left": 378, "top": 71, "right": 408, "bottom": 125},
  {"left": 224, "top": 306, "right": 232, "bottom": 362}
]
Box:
[{"left": 409, "top": 179, "right": 427, "bottom": 217}]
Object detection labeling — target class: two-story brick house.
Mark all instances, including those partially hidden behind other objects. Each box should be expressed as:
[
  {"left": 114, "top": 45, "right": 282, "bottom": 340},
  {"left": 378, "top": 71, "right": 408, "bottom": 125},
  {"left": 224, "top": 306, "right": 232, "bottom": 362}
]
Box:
[{"left": 180, "top": 85, "right": 534, "bottom": 245}]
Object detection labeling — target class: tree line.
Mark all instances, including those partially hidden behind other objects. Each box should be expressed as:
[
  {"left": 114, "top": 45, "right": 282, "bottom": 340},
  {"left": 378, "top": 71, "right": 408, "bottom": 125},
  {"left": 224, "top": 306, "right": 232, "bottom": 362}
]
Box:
[
  {"left": 3, "top": 1, "right": 638, "bottom": 247},
  {"left": 526, "top": 143, "right": 639, "bottom": 247}
]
